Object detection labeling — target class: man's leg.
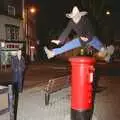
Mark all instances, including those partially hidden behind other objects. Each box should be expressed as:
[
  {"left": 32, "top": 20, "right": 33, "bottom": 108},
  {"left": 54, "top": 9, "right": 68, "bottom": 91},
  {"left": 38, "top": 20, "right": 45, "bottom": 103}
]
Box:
[
  {"left": 18, "top": 71, "right": 23, "bottom": 93},
  {"left": 88, "top": 36, "right": 104, "bottom": 51},
  {"left": 44, "top": 38, "right": 81, "bottom": 59},
  {"left": 88, "top": 36, "right": 115, "bottom": 62}
]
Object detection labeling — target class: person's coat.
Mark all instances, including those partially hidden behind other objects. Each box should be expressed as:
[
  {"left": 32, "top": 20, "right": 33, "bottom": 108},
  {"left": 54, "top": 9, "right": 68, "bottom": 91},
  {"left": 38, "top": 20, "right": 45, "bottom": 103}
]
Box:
[{"left": 11, "top": 55, "right": 25, "bottom": 73}]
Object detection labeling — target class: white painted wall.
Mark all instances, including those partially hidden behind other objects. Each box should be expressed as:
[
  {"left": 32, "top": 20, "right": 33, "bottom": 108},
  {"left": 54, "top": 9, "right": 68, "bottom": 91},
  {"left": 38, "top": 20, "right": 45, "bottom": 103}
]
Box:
[{"left": 0, "top": 15, "right": 24, "bottom": 41}]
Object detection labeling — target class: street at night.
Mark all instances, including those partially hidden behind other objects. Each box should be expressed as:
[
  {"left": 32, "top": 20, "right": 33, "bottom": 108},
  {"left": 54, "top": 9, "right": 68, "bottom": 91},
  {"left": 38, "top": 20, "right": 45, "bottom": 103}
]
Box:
[
  {"left": 0, "top": 0, "right": 120, "bottom": 120},
  {"left": 0, "top": 61, "right": 120, "bottom": 120}
]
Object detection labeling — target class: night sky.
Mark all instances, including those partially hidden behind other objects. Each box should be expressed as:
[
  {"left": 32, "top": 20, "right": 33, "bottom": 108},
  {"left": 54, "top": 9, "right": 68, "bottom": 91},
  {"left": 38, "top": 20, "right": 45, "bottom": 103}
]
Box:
[
  {"left": 35, "top": 0, "right": 76, "bottom": 44},
  {"left": 31, "top": 0, "right": 120, "bottom": 45}
]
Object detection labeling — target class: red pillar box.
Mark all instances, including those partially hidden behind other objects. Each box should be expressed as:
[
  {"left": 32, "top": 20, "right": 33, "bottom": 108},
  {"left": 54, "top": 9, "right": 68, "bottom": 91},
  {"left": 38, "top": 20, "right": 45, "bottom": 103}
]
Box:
[{"left": 69, "top": 56, "right": 96, "bottom": 120}]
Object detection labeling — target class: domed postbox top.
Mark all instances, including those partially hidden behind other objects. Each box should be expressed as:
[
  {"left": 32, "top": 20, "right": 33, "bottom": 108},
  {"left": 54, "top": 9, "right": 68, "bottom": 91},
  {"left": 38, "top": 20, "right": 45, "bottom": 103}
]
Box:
[{"left": 69, "top": 56, "right": 96, "bottom": 65}]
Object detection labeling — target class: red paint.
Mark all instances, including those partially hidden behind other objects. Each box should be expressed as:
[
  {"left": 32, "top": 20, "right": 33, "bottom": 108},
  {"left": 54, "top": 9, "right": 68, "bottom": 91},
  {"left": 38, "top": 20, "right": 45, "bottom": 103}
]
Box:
[{"left": 69, "top": 57, "right": 96, "bottom": 110}]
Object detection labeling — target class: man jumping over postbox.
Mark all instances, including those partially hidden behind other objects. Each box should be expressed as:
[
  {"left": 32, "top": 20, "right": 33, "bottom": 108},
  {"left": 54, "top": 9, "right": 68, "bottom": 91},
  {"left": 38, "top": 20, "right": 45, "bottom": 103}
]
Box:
[{"left": 44, "top": 6, "right": 114, "bottom": 62}]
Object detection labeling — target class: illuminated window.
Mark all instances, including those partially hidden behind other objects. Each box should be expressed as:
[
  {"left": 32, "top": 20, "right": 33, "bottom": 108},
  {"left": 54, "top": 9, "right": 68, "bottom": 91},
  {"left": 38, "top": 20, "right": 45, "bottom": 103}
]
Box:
[
  {"left": 5, "top": 24, "right": 19, "bottom": 41},
  {"left": 8, "top": 5, "right": 15, "bottom": 16}
]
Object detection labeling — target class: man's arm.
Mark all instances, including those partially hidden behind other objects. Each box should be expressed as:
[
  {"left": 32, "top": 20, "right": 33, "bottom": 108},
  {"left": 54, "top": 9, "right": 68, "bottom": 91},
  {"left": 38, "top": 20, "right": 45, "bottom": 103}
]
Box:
[
  {"left": 22, "top": 56, "right": 25, "bottom": 71},
  {"left": 11, "top": 57, "right": 17, "bottom": 72},
  {"left": 58, "top": 20, "right": 74, "bottom": 44}
]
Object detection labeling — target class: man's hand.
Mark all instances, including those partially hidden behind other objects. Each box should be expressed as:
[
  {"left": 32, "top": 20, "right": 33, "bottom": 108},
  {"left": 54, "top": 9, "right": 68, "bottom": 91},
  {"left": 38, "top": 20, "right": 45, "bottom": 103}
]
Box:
[
  {"left": 93, "top": 52, "right": 105, "bottom": 61},
  {"left": 80, "top": 36, "right": 88, "bottom": 42},
  {"left": 51, "top": 40, "right": 61, "bottom": 45}
]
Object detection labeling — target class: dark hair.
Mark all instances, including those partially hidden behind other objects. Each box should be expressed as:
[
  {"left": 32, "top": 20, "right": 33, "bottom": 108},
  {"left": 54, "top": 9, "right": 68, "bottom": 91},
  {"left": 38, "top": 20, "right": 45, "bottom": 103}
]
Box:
[
  {"left": 17, "top": 49, "right": 22, "bottom": 51},
  {"left": 80, "top": 31, "right": 90, "bottom": 37},
  {"left": 80, "top": 31, "right": 93, "bottom": 41}
]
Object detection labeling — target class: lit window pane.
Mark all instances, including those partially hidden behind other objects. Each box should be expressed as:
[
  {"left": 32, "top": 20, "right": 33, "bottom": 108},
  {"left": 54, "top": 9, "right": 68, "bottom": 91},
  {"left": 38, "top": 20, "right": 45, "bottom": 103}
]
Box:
[
  {"left": 6, "top": 25, "right": 19, "bottom": 41},
  {"left": 8, "top": 5, "right": 15, "bottom": 16}
]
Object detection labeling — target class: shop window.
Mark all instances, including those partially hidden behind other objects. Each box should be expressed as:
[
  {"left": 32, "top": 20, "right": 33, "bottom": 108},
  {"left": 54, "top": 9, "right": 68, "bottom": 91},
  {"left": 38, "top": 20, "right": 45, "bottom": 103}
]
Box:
[{"left": 5, "top": 25, "right": 19, "bottom": 41}]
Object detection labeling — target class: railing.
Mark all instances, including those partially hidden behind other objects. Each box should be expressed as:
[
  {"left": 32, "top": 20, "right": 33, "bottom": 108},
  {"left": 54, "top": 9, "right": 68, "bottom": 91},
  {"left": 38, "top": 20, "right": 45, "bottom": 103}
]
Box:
[{"left": 0, "top": 84, "right": 17, "bottom": 120}]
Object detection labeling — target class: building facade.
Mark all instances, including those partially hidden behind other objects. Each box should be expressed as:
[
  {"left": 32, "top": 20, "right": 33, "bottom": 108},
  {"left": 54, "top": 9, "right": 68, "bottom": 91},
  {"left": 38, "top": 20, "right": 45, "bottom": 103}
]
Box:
[
  {"left": 0, "top": 0, "right": 25, "bottom": 65},
  {"left": 0, "top": 0, "right": 37, "bottom": 65}
]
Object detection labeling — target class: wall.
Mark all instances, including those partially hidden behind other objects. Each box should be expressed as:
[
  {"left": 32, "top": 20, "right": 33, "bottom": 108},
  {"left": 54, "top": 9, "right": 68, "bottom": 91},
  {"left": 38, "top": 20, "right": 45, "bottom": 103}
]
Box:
[{"left": 0, "top": 15, "right": 24, "bottom": 41}]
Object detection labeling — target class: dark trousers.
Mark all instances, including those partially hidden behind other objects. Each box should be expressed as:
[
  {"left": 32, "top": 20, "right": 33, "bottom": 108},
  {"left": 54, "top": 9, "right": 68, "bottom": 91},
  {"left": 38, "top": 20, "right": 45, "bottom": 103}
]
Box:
[{"left": 13, "top": 71, "right": 23, "bottom": 92}]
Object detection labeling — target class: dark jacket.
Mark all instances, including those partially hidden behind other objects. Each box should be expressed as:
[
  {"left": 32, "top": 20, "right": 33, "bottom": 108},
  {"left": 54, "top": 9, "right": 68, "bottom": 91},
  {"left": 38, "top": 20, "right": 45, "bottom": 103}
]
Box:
[
  {"left": 11, "top": 56, "right": 25, "bottom": 73},
  {"left": 58, "top": 15, "right": 95, "bottom": 43}
]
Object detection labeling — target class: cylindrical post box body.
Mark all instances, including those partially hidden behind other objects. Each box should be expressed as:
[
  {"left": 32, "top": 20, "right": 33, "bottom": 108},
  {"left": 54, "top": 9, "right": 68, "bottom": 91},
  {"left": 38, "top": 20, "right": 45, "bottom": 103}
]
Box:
[{"left": 69, "top": 57, "right": 96, "bottom": 120}]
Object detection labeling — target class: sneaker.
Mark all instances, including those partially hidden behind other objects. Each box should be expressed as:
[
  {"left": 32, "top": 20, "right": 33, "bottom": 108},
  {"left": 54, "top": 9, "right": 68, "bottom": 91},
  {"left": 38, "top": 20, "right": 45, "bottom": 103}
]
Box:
[
  {"left": 44, "top": 46, "right": 55, "bottom": 59},
  {"left": 51, "top": 40, "right": 61, "bottom": 45},
  {"left": 104, "top": 45, "right": 115, "bottom": 62}
]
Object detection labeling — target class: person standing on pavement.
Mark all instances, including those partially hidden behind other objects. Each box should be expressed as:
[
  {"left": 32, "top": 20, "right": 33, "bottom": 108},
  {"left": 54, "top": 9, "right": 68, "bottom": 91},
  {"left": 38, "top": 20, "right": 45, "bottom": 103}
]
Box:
[{"left": 11, "top": 49, "right": 25, "bottom": 93}]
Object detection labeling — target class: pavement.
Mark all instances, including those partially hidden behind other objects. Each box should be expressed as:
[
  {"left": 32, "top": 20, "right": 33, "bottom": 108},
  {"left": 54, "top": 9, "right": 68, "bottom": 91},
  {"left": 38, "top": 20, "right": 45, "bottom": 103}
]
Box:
[
  {"left": 0, "top": 75, "right": 120, "bottom": 120},
  {"left": 0, "top": 62, "right": 120, "bottom": 120}
]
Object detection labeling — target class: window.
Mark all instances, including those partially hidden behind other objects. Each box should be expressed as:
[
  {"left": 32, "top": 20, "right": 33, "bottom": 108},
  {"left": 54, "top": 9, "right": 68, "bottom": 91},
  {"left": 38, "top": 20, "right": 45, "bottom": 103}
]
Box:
[
  {"left": 6, "top": 25, "right": 19, "bottom": 41},
  {"left": 8, "top": 5, "right": 15, "bottom": 16}
]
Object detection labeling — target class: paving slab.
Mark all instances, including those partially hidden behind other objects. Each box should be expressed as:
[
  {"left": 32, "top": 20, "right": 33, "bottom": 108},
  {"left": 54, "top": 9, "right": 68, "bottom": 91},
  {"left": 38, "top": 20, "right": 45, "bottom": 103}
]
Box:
[{"left": 0, "top": 76, "right": 120, "bottom": 120}]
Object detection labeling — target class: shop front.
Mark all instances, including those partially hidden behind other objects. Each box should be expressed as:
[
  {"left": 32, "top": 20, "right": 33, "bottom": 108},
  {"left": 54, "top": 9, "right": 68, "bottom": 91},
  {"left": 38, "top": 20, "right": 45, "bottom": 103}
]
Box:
[{"left": 0, "top": 42, "right": 24, "bottom": 65}]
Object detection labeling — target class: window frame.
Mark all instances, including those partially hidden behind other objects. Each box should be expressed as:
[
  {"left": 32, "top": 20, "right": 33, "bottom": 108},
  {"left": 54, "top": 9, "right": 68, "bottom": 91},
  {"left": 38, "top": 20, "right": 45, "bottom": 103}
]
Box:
[
  {"left": 5, "top": 24, "right": 19, "bottom": 41},
  {"left": 8, "top": 5, "right": 16, "bottom": 16}
]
